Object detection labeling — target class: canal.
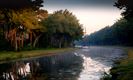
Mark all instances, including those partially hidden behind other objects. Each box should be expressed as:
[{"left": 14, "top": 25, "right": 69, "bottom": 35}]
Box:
[{"left": 0, "top": 46, "right": 126, "bottom": 80}]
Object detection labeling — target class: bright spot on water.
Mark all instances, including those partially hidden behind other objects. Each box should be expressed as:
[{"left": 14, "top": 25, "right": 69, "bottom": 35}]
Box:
[{"left": 78, "top": 54, "right": 111, "bottom": 80}]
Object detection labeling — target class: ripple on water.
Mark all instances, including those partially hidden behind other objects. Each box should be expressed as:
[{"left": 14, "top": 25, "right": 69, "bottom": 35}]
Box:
[{"left": 78, "top": 54, "right": 111, "bottom": 80}]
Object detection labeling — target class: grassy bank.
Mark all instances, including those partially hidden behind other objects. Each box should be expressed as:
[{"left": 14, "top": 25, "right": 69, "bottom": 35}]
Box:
[
  {"left": 103, "top": 48, "right": 133, "bottom": 80},
  {"left": 0, "top": 48, "right": 75, "bottom": 63}
]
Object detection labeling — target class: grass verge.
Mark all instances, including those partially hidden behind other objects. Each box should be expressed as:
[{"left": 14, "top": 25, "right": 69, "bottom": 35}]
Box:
[
  {"left": 0, "top": 48, "right": 75, "bottom": 63},
  {"left": 103, "top": 48, "right": 133, "bottom": 80}
]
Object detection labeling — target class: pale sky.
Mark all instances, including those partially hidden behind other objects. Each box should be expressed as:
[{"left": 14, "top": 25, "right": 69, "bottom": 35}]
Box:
[{"left": 42, "top": 0, "right": 122, "bottom": 34}]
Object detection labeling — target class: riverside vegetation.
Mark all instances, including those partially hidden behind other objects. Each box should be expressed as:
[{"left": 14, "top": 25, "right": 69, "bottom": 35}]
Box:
[
  {"left": 0, "top": 0, "right": 83, "bottom": 62},
  {"left": 102, "top": 48, "right": 133, "bottom": 80},
  {"left": 110, "top": 48, "right": 133, "bottom": 80},
  {"left": 1, "top": 0, "right": 133, "bottom": 80},
  {"left": 78, "top": 0, "right": 133, "bottom": 80},
  {"left": 0, "top": 48, "right": 75, "bottom": 62}
]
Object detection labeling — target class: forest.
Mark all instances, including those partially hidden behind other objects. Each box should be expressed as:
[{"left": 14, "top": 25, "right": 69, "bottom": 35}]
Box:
[
  {"left": 0, "top": 0, "right": 83, "bottom": 51},
  {"left": 80, "top": 0, "right": 133, "bottom": 46}
]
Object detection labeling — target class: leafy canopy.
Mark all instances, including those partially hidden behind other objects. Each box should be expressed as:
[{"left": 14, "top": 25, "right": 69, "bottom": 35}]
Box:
[
  {"left": 115, "top": 0, "right": 133, "bottom": 19},
  {"left": 0, "top": 0, "right": 43, "bottom": 10},
  {"left": 43, "top": 9, "right": 83, "bottom": 39},
  {"left": 0, "top": 0, "right": 44, "bottom": 30}
]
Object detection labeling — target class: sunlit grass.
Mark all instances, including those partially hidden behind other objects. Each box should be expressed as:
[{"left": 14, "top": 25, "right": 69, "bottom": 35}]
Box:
[{"left": 0, "top": 48, "right": 75, "bottom": 62}]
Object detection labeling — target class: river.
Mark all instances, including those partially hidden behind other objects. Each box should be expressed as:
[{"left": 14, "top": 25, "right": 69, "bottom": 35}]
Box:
[{"left": 0, "top": 46, "right": 126, "bottom": 80}]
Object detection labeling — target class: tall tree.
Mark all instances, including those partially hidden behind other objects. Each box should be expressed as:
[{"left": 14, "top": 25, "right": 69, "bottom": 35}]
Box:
[
  {"left": 41, "top": 10, "right": 83, "bottom": 48},
  {"left": 0, "top": 0, "right": 44, "bottom": 51},
  {"left": 115, "top": 0, "right": 133, "bottom": 19}
]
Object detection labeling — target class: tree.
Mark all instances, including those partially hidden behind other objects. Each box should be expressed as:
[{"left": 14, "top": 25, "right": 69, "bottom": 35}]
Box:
[
  {"left": 0, "top": 0, "right": 44, "bottom": 51},
  {"left": 41, "top": 10, "right": 83, "bottom": 48},
  {"left": 80, "top": 18, "right": 133, "bottom": 46},
  {"left": 115, "top": 0, "right": 133, "bottom": 19}
]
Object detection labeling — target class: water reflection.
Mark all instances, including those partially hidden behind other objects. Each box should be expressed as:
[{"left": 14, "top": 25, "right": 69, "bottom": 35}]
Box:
[
  {"left": 75, "top": 47, "right": 125, "bottom": 80},
  {"left": 78, "top": 54, "right": 111, "bottom": 80},
  {"left": 0, "top": 47, "right": 125, "bottom": 80},
  {"left": 0, "top": 52, "right": 83, "bottom": 80}
]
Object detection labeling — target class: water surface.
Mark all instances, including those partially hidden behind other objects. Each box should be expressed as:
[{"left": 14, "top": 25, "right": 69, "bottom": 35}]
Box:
[{"left": 0, "top": 46, "right": 126, "bottom": 80}]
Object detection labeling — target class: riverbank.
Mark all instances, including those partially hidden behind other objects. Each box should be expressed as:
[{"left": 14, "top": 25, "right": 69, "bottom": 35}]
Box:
[
  {"left": 103, "top": 48, "right": 133, "bottom": 80},
  {"left": 0, "top": 48, "right": 75, "bottom": 63}
]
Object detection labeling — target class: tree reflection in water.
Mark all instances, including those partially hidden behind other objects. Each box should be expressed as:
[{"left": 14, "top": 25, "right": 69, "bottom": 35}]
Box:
[{"left": 0, "top": 52, "right": 83, "bottom": 80}]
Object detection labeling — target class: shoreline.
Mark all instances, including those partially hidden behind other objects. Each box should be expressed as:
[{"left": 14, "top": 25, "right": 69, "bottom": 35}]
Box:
[
  {"left": 102, "top": 47, "right": 133, "bottom": 80},
  {"left": 0, "top": 48, "right": 76, "bottom": 63}
]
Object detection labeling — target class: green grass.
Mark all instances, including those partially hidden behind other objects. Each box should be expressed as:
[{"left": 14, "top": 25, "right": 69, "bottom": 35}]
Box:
[
  {"left": 109, "top": 48, "right": 133, "bottom": 80},
  {"left": 0, "top": 48, "right": 75, "bottom": 62}
]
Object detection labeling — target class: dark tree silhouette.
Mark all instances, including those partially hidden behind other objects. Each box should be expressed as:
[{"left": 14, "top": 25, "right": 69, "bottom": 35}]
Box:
[
  {"left": 115, "top": 0, "right": 133, "bottom": 19},
  {"left": 0, "top": 0, "right": 43, "bottom": 10}
]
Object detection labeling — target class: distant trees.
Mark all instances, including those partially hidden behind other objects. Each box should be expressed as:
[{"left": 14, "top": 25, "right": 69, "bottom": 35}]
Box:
[
  {"left": 40, "top": 10, "right": 83, "bottom": 48},
  {"left": 78, "top": 0, "right": 133, "bottom": 46},
  {"left": 81, "top": 18, "right": 133, "bottom": 46}
]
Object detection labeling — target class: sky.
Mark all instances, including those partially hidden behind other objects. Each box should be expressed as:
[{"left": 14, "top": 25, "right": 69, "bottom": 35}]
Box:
[{"left": 42, "top": 0, "right": 122, "bottom": 34}]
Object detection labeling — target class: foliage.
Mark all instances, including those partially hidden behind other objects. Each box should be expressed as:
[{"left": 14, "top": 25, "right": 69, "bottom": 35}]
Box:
[
  {"left": 0, "top": 1, "right": 83, "bottom": 50},
  {"left": 115, "top": 0, "right": 133, "bottom": 19},
  {"left": 0, "top": 0, "right": 44, "bottom": 30},
  {"left": 108, "top": 49, "right": 133, "bottom": 80},
  {"left": 79, "top": 0, "right": 133, "bottom": 46},
  {"left": 7, "top": 9, "right": 40, "bottom": 30},
  {"left": 0, "top": 9, "right": 83, "bottom": 50},
  {"left": 0, "top": 0, "right": 44, "bottom": 51},
  {"left": 0, "top": 0, "right": 43, "bottom": 10},
  {"left": 0, "top": 0, "right": 44, "bottom": 27},
  {"left": 40, "top": 9, "right": 83, "bottom": 48},
  {"left": 80, "top": 18, "right": 133, "bottom": 46}
]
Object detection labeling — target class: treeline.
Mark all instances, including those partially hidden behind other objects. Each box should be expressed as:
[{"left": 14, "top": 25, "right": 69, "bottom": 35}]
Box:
[
  {"left": 102, "top": 0, "right": 133, "bottom": 80},
  {"left": 81, "top": 18, "right": 133, "bottom": 46},
  {"left": 0, "top": 0, "right": 83, "bottom": 51},
  {"left": 80, "top": 0, "right": 133, "bottom": 46}
]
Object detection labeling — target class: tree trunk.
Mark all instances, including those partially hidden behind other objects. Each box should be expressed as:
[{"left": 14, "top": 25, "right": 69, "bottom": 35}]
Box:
[
  {"left": 21, "top": 34, "right": 24, "bottom": 48},
  {"left": 59, "top": 41, "right": 62, "bottom": 48},
  {"left": 33, "top": 34, "right": 42, "bottom": 48},
  {"left": 30, "top": 32, "right": 33, "bottom": 45},
  {"left": 15, "top": 33, "right": 18, "bottom": 51}
]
